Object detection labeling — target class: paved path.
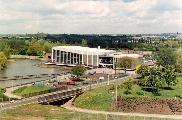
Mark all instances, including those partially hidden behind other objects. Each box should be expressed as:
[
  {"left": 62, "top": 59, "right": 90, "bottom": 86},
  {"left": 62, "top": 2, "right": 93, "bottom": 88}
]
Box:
[
  {"left": 64, "top": 105, "right": 182, "bottom": 119},
  {"left": 4, "top": 87, "right": 22, "bottom": 99},
  {"left": 63, "top": 98, "right": 182, "bottom": 120}
]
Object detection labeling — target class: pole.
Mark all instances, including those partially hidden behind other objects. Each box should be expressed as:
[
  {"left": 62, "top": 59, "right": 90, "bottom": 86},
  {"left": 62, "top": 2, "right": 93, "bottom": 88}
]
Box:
[
  {"left": 107, "top": 74, "right": 110, "bottom": 85},
  {"left": 115, "top": 85, "right": 118, "bottom": 110}
]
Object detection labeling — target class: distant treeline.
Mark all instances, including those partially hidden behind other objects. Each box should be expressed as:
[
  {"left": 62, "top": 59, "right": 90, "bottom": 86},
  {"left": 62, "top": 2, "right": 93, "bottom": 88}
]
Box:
[{"left": 45, "top": 34, "right": 155, "bottom": 49}]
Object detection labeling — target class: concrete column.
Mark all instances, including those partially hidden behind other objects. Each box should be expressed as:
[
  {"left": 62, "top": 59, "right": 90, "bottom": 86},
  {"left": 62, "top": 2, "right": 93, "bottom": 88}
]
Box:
[
  {"left": 96, "top": 54, "right": 99, "bottom": 67},
  {"left": 55, "top": 50, "right": 58, "bottom": 63},
  {"left": 82, "top": 51, "right": 84, "bottom": 64},
  {"left": 63, "top": 51, "right": 64, "bottom": 64},
  {"left": 51, "top": 48, "right": 54, "bottom": 62},
  {"left": 92, "top": 52, "right": 94, "bottom": 67},
  {"left": 66, "top": 52, "right": 68, "bottom": 64},
  {"left": 59, "top": 50, "right": 61, "bottom": 63},
  {"left": 75, "top": 53, "right": 78, "bottom": 64},
  {"left": 69, "top": 52, "right": 71, "bottom": 64},
  {"left": 87, "top": 51, "right": 88, "bottom": 66}
]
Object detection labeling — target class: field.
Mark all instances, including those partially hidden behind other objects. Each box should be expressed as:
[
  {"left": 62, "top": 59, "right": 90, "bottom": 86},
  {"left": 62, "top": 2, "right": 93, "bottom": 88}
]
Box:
[{"left": 0, "top": 104, "right": 174, "bottom": 120}]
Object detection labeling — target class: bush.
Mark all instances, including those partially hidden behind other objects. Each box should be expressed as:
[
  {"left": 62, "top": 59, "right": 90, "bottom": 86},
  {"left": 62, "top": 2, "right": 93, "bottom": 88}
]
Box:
[
  {"left": 136, "top": 91, "right": 144, "bottom": 96},
  {"left": 175, "top": 95, "right": 182, "bottom": 99},
  {"left": 124, "top": 90, "right": 131, "bottom": 95}
]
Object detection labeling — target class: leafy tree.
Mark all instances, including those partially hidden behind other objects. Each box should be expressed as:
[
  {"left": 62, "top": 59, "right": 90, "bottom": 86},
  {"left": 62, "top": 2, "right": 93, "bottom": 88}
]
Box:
[
  {"left": 0, "top": 52, "right": 7, "bottom": 70},
  {"left": 136, "top": 65, "right": 149, "bottom": 79},
  {"left": 70, "top": 65, "right": 86, "bottom": 78},
  {"left": 81, "top": 39, "right": 88, "bottom": 47},
  {"left": 117, "top": 57, "right": 139, "bottom": 74},
  {"left": 154, "top": 48, "right": 176, "bottom": 67},
  {"left": 165, "top": 40, "right": 179, "bottom": 48},
  {"left": 43, "top": 41, "right": 52, "bottom": 53},
  {"left": 124, "top": 77, "right": 133, "bottom": 90},
  {"left": 3, "top": 47, "right": 11, "bottom": 58},
  {"left": 142, "top": 67, "right": 164, "bottom": 94},
  {"left": 27, "top": 41, "right": 42, "bottom": 56},
  {"left": 162, "top": 65, "right": 177, "bottom": 87},
  {"left": 176, "top": 53, "right": 182, "bottom": 73}
]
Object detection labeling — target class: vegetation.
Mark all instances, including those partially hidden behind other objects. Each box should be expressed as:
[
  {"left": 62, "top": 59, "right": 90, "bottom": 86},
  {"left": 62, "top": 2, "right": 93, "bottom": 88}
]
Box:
[
  {"left": 137, "top": 65, "right": 178, "bottom": 94},
  {"left": 117, "top": 57, "right": 139, "bottom": 74},
  {"left": 74, "top": 77, "right": 182, "bottom": 112},
  {"left": 1, "top": 104, "right": 171, "bottom": 120},
  {"left": 176, "top": 53, "right": 182, "bottom": 73},
  {"left": 162, "top": 65, "right": 178, "bottom": 87},
  {"left": 13, "top": 84, "right": 56, "bottom": 97},
  {"left": 0, "top": 52, "right": 7, "bottom": 70},
  {"left": 123, "top": 77, "right": 133, "bottom": 95},
  {"left": 141, "top": 66, "right": 164, "bottom": 94},
  {"left": 0, "top": 87, "right": 9, "bottom": 101},
  {"left": 154, "top": 48, "right": 177, "bottom": 67},
  {"left": 70, "top": 65, "right": 86, "bottom": 78}
]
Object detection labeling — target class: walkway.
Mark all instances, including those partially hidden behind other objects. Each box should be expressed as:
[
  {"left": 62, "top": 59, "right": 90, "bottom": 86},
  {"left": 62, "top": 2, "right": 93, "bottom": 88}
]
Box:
[
  {"left": 4, "top": 82, "right": 36, "bottom": 99},
  {"left": 64, "top": 105, "right": 182, "bottom": 120},
  {"left": 63, "top": 98, "right": 182, "bottom": 120}
]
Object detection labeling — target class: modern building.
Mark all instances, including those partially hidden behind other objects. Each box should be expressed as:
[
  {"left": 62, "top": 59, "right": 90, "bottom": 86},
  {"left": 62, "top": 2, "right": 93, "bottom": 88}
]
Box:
[
  {"left": 52, "top": 46, "right": 141, "bottom": 68},
  {"left": 52, "top": 46, "right": 114, "bottom": 68}
]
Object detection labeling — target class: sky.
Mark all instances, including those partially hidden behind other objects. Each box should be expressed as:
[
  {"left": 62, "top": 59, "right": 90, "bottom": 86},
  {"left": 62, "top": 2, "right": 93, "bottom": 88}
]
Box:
[{"left": 0, "top": 0, "right": 182, "bottom": 34}]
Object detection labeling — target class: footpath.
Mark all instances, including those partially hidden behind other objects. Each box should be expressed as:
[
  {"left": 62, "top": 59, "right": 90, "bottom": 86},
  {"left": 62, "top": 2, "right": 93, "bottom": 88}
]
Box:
[{"left": 63, "top": 97, "right": 182, "bottom": 120}]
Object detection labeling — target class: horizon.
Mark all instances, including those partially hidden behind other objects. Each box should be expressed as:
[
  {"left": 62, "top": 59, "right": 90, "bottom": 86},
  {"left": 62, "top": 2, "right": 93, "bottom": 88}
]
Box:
[{"left": 0, "top": 0, "right": 182, "bottom": 34}]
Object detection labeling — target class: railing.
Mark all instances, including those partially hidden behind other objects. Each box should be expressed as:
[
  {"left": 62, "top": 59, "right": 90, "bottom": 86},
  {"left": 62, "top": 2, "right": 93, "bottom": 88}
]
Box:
[
  {"left": 0, "top": 76, "right": 129, "bottom": 111},
  {"left": 0, "top": 88, "right": 83, "bottom": 111}
]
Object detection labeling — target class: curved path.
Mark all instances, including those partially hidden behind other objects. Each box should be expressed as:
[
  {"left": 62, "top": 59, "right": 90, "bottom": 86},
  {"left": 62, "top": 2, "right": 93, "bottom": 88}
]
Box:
[{"left": 63, "top": 98, "right": 182, "bottom": 120}]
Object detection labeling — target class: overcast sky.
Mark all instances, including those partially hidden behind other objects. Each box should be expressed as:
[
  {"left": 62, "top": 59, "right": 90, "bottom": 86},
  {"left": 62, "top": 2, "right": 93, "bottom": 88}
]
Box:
[{"left": 0, "top": 0, "right": 182, "bottom": 34}]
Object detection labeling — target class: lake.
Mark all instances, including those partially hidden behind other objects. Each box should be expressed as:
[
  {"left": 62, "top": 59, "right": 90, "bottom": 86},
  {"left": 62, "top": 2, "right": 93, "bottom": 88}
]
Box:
[{"left": 0, "top": 59, "right": 63, "bottom": 88}]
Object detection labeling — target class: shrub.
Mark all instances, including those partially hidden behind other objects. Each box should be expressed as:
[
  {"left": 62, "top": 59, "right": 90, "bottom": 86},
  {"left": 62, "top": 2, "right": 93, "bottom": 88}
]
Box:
[
  {"left": 136, "top": 91, "right": 144, "bottom": 96},
  {"left": 124, "top": 90, "right": 131, "bottom": 95},
  {"left": 175, "top": 95, "right": 182, "bottom": 99}
]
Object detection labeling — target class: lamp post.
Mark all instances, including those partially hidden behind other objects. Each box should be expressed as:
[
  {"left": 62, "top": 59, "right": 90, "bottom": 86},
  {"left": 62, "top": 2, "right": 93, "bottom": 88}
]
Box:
[
  {"left": 107, "top": 74, "right": 110, "bottom": 85},
  {"left": 115, "top": 85, "right": 118, "bottom": 110}
]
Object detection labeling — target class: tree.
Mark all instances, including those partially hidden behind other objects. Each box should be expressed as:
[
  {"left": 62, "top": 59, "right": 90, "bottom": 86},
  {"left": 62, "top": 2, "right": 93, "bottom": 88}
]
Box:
[
  {"left": 142, "top": 67, "right": 164, "bottom": 94},
  {"left": 176, "top": 53, "right": 182, "bottom": 73},
  {"left": 27, "top": 41, "right": 43, "bottom": 56},
  {"left": 0, "top": 52, "right": 7, "bottom": 70},
  {"left": 81, "top": 39, "right": 88, "bottom": 47},
  {"left": 117, "top": 57, "right": 139, "bottom": 74},
  {"left": 136, "top": 65, "right": 149, "bottom": 79},
  {"left": 165, "top": 40, "right": 179, "bottom": 48},
  {"left": 43, "top": 41, "right": 52, "bottom": 53},
  {"left": 162, "top": 65, "right": 177, "bottom": 88},
  {"left": 70, "top": 65, "right": 86, "bottom": 78},
  {"left": 154, "top": 48, "right": 176, "bottom": 67},
  {"left": 3, "top": 47, "right": 11, "bottom": 58}
]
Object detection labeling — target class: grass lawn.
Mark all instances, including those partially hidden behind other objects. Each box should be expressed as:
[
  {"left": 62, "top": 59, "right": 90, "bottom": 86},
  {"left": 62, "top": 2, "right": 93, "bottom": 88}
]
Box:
[
  {"left": 0, "top": 103, "right": 174, "bottom": 120},
  {"left": 13, "top": 85, "right": 56, "bottom": 96},
  {"left": 74, "top": 77, "right": 182, "bottom": 111}
]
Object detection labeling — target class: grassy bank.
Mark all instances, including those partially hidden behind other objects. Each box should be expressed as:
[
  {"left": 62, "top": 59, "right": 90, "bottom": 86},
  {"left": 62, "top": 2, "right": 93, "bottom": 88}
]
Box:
[
  {"left": 13, "top": 85, "right": 56, "bottom": 96},
  {"left": 0, "top": 104, "right": 174, "bottom": 120},
  {"left": 74, "top": 77, "right": 182, "bottom": 111}
]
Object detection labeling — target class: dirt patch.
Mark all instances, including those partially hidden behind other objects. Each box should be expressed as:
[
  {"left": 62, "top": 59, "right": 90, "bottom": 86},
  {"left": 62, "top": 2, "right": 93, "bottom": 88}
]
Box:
[{"left": 113, "top": 96, "right": 182, "bottom": 115}]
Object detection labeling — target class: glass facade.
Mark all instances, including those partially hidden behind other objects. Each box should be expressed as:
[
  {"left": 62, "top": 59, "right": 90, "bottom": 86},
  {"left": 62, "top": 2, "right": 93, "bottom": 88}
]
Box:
[{"left": 54, "top": 50, "right": 84, "bottom": 65}]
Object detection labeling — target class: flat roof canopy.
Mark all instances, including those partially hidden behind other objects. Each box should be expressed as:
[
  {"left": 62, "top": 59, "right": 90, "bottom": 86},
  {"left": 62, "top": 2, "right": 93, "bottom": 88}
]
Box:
[{"left": 52, "top": 46, "right": 114, "bottom": 55}]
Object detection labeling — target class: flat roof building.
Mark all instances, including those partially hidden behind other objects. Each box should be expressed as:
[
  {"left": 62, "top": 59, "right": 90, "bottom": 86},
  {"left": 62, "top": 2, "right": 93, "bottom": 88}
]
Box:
[
  {"left": 52, "top": 46, "right": 141, "bottom": 68},
  {"left": 52, "top": 46, "right": 114, "bottom": 68}
]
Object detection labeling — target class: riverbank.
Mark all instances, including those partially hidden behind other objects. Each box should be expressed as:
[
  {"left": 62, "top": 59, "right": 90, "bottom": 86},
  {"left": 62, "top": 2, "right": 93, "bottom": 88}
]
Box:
[{"left": 10, "top": 55, "right": 45, "bottom": 60}]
